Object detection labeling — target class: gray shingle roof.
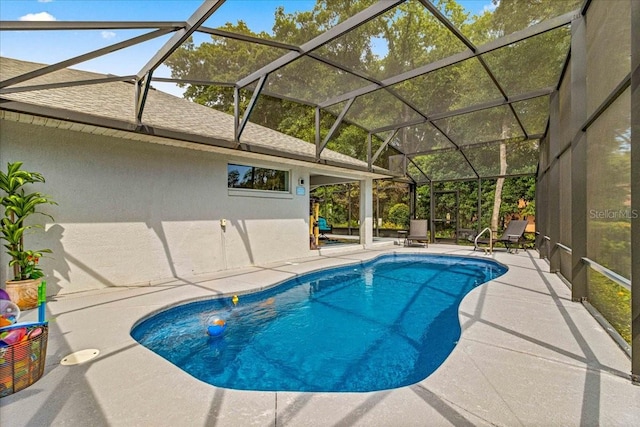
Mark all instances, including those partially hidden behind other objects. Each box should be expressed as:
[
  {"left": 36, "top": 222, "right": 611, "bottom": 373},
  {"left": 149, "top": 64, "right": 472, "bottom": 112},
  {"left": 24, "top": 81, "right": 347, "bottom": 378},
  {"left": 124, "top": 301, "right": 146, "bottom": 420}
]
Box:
[{"left": 0, "top": 57, "right": 379, "bottom": 171}]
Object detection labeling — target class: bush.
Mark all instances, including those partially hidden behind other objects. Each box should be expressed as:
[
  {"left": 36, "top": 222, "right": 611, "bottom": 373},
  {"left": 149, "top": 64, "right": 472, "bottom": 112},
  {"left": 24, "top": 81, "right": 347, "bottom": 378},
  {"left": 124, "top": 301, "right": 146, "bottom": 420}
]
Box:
[
  {"left": 388, "top": 203, "right": 410, "bottom": 228},
  {"left": 588, "top": 269, "right": 631, "bottom": 344}
]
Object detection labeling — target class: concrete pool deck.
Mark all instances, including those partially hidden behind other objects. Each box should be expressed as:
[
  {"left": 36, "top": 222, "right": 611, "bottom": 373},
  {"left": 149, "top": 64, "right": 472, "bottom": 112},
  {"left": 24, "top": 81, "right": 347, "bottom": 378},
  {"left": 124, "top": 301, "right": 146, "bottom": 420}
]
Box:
[{"left": 2, "top": 244, "right": 639, "bottom": 426}]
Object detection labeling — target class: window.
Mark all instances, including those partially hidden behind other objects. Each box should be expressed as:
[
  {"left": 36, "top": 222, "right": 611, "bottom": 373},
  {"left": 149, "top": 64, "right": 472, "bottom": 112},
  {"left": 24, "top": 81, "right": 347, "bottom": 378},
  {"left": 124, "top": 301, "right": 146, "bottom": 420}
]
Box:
[{"left": 227, "top": 164, "right": 290, "bottom": 192}]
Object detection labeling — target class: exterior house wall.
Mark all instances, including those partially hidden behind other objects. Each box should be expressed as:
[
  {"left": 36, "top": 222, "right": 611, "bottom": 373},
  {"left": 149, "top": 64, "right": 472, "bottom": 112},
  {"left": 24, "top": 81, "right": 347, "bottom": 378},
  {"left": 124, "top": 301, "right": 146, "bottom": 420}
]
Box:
[{"left": 0, "top": 119, "right": 311, "bottom": 295}]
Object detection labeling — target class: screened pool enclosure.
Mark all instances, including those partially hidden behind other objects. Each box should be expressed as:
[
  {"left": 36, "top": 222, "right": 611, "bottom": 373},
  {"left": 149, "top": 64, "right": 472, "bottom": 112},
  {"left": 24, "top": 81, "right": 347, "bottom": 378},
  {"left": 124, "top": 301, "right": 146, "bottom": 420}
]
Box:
[{"left": 0, "top": 0, "right": 638, "bottom": 382}]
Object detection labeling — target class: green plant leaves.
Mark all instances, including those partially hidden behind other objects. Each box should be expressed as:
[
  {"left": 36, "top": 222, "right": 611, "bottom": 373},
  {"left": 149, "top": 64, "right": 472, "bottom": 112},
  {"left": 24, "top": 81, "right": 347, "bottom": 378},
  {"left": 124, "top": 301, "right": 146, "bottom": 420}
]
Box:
[{"left": 0, "top": 162, "right": 55, "bottom": 280}]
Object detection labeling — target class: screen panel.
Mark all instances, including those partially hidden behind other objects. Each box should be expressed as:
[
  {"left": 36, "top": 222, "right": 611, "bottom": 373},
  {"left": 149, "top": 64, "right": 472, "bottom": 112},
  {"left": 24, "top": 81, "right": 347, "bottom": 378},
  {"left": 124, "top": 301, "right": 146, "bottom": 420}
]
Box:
[
  {"left": 586, "top": 88, "right": 631, "bottom": 280},
  {"left": 480, "top": 26, "right": 571, "bottom": 98},
  {"left": 512, "top": 95, "right": 550, "bottom": 137},
  {"left": 343, "top": 88, "right": 424, "bottom": 131},
  {"left": 585, "top": 0, "right": 631, "bottom": 117},
  {"left": 312, "top": 0, "right": 468, "bottom": 81},
  {"left": 410, "top": 151, "right": 477, "bottom": 181},
  {"left": 390, "top": 58, "right": 503, "bottom": 117},
  {"left": 433, "top": 105, "right": 524, "bottom": 146}
]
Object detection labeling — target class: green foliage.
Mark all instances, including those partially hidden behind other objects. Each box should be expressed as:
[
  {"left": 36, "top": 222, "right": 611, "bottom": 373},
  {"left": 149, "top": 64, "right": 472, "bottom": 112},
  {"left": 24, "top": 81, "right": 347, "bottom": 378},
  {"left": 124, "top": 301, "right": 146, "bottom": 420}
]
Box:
[
  {"left": 388, "top": 203, "right": 410, "bottom": 228},
  {"left": 312, "top": 176, "right": 535, "bottom": 235},
  {"left": 414, "top": 176, "right": 535, "bottom": 233},
  {"left": 165, "top": 0, "right": 564, "bottom": 229},
  {"left": 588, "top": 269, "right": 631, "bottom": 344},
  {"left": 165, "top": 0, "right": 572, "bottom": 159},
  {"left": 0, "top": 162, "right": 56, "bottom": 281},
  {"left": 311, "top": 180, "right": 409, "bottom": 228},
  {"left": 587, "top": 221, "right": 631, "bottom": 279}
]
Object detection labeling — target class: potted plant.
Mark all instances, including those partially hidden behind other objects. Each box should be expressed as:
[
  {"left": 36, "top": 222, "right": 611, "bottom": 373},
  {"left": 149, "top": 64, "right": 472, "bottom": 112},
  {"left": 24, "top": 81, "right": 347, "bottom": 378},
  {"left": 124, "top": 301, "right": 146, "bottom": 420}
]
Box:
[{"left": 0, "top": 162, "right": 56, "bottom": 310}]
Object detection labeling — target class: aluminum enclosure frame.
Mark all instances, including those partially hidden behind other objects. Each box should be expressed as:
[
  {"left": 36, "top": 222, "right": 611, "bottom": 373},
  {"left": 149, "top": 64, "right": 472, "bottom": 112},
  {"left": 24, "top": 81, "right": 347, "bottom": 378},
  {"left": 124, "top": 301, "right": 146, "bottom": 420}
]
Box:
[{"left": 0, "top": 1, "right": 580, "bottom": 181}]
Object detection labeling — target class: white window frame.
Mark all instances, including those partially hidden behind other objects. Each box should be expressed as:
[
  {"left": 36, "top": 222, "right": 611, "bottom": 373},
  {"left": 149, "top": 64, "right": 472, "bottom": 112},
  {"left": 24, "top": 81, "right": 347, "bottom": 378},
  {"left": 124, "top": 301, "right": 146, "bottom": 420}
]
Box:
[{"left": 227, "top": 163, "right": 292, "bottom": 199}]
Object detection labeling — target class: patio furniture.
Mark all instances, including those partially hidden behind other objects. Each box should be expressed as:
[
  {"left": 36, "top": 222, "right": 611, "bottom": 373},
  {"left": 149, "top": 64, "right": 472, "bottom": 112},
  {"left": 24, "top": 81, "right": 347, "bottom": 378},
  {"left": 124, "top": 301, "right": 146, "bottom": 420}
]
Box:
[
  {"left": 473, "top": 220, "right": 529, "bottom": 253},
  {"left": 317, "top": 217, "right": 332, "bottom": 238},
  {"left": 405, "top": 220, "right": 429, "bottom": 247}
]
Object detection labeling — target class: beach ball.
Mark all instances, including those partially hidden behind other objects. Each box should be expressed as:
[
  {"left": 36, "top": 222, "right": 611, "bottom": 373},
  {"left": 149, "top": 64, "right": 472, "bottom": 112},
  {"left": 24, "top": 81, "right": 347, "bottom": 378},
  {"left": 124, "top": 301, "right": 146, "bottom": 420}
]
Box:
[
  {"left": 0, "top": 288, "right": 10, "bottom": 301},
  {"left": 0, "top": 300, "right": 20, "bottom": 325},
  {"left": 207, "top": 317, "right": 227, "bottom": 337}
]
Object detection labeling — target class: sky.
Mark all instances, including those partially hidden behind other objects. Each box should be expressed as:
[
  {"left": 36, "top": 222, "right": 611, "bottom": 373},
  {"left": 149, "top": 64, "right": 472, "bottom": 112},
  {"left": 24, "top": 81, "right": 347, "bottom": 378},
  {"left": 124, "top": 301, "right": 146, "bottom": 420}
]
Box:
[{"left": 0, "top": 0, "right": 498, "bottom": 97}]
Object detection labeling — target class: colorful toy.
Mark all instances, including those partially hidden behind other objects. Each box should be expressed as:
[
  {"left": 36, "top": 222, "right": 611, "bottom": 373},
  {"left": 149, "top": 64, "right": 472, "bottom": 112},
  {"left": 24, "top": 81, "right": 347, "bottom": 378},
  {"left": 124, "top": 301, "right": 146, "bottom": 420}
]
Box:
[
  {"left": 0, "top": 300, "right": 20, "bottom": 326},
  {"left": 232, "top": 295, "right": 239, "bottom": 306},
  {"left": 27, "top": 327, "right": 43, "bottom": 339},
  {"left": 38, "top": 281, "right": 47, "bottom": 323},
  {"left": 0, "top": 320, "right": 48, "bottom": 397},
  {"left": 0, "top": 289, "right": 10, "bottom": 301},
  {"left": 0, "top": 328, "right": 27, "bottom": 347},
  {"left": 207, "top": 317, "right": 227, "bottom": 337}
]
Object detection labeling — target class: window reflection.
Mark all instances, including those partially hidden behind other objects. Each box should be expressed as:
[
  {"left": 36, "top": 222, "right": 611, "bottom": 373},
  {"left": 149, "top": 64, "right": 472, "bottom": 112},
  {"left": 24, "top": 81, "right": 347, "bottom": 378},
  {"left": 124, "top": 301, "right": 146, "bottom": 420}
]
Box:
[{"left": 228, "top": 164, "right": 289, "bottom": 192}]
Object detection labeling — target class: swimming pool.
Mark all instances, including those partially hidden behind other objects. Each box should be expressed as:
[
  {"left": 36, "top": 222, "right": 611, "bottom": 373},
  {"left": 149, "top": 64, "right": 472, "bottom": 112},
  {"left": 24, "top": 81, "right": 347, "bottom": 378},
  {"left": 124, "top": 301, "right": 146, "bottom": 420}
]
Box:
[{"left": 131, "top": 254, "right": 506, "bottom": 392}]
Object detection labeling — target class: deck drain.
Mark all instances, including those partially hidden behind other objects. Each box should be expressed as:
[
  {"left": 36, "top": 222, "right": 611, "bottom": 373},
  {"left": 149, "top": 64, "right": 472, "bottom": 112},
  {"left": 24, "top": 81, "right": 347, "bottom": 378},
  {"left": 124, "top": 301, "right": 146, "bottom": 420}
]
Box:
[{"left": 61, "top": 349, "right": 100, "bottom": 366}]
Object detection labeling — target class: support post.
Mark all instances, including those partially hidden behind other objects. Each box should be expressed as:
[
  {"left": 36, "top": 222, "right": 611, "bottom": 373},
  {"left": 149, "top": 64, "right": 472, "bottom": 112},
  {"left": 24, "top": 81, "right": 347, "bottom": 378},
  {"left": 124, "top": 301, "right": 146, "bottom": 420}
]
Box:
[
  {"left": 320, "top": 98, "right": 355, "bottom": 160},
  {"left": 233, "top": 86, "right": 239, "bottom": 141},
  {"left": 536, "top": 148, "right": 548, "bottom": 259},
  {"left": 236, "top": 75, "right": 267, "bottom": 141},
  {"left": 367, "top": 133, "right": 372, "bottom": 170},
  {"left": 375, "top": 179, "right": 379, "bottom": 238},
  {"left": 430, "top": 181, "right": 435, "bottom": 244},
  {"left": 409, "top": 183, "right": 416, "bottom": 220},
  {"left": 477, "top": 178, "right": 482, "bottom": 235},
  {"left": 570, "top": 16, "right": 588, "bottom": 302},
  {"left": 359, "top": 178, "right": 374, "bottom": 247},
  {"left": 630, "top": 0, "right": 639, "bottom": 384},
  {"left": 548, "top": 91, "right": 561, "bottom": 273},
  {"left": 348, "top": 183, "right": 352, "bottom": 236},
  {"left": 315, "top": 107, "right": 321, "bottom": 157}
]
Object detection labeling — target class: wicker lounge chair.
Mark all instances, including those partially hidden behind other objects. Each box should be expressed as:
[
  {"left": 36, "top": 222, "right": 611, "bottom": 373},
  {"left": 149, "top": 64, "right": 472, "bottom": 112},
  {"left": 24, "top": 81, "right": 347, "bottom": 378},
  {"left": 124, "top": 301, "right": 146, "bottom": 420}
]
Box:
[{"left": 405, "top": 219, "right": 429, "bottom": 247}]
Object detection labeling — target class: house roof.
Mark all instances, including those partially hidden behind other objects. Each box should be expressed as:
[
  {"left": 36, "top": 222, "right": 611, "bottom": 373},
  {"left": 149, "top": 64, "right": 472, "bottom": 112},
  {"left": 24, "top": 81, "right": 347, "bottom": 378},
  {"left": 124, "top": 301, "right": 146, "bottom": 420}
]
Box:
[
  {"left": 0, "top": 1, "right": 584, "bottom": 182},
  {"left": 0, "top": 57, "right": 383, "bottom": 176}
]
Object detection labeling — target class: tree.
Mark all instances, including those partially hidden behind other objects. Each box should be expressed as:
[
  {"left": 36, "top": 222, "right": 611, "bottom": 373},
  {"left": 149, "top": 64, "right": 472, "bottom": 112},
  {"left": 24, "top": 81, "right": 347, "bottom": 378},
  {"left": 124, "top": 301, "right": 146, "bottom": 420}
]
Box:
[
  {"left": 472, "top": 0, "right": 578, "bottom": 230},
  {"left": 389, "top": 203, "right": 410, "bottom": 228},
  {"left": 164, "top": 0, "right": 571, "bottom": 230}
]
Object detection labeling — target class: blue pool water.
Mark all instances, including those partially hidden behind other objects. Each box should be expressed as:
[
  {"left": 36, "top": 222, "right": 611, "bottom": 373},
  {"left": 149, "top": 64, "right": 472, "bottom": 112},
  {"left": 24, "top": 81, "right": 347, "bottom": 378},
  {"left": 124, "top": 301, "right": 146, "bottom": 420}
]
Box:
[{"left": 131, "top": 254, "right": 506, "bottom": 392}]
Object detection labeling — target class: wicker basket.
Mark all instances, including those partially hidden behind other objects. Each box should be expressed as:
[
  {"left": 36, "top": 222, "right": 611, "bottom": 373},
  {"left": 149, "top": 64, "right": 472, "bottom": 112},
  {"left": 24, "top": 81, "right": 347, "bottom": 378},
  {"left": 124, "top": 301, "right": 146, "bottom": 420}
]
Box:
[{"left": 0, "top": 322, "right": 48, "bottom": 398}]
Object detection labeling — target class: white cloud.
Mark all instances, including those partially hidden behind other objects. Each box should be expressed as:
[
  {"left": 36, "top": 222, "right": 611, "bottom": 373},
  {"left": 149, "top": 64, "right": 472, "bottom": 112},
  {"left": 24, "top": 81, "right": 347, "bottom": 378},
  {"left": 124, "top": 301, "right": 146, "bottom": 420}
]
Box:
[
  {"left": 101, "top": 31, "right": 116, "bottom": 40},
  {"left": 19, "top": 12, "right": 56, "bottom": 21},
  {"left": 38, "top": 0, "right": 54, "bottom": 3},
  {"left": 482, "top": 0, "right": 499, "bottom": 13}
]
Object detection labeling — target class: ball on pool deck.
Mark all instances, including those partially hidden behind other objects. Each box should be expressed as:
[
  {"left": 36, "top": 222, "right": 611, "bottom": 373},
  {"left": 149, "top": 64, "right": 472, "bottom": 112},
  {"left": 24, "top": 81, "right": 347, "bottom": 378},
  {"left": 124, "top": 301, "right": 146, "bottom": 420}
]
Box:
[{"left": 0, "top": 288, "right": 10, "bottom": 301}]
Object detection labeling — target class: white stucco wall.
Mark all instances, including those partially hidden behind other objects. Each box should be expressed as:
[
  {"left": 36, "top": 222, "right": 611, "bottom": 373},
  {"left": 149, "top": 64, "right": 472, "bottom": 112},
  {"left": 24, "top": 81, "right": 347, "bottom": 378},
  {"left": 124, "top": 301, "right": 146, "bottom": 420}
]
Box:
[{"left": 0, "top": 119, "right": 311, "bottom": 295}]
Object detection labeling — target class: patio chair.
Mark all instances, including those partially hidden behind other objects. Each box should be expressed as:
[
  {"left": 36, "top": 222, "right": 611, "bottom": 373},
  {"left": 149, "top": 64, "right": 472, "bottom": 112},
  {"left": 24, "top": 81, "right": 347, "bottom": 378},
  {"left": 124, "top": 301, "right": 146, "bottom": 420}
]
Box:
[
  {"left": 473, "top": 220, "right": 529, "bottom": 253},
  {"left": 317, "top": 217, "right": 332, "bottom": 238},
  {"left": 405, "top": 219, "right": 429, "bottom": 247}
]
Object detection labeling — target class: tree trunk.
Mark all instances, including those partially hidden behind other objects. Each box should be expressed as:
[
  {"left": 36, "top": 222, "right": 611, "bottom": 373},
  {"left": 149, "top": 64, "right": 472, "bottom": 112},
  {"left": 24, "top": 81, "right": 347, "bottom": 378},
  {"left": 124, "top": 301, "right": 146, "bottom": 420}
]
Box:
[{"left": 491, "top": 131, "right": 509, "bottom": 231}]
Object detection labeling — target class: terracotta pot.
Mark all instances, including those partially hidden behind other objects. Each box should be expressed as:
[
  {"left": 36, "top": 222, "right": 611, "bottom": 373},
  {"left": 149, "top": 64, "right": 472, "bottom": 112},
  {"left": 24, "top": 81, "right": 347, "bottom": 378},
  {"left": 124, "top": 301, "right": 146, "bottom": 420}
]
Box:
[{"left": 5, "top": 278, "right": 41, "bottom": 310}]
